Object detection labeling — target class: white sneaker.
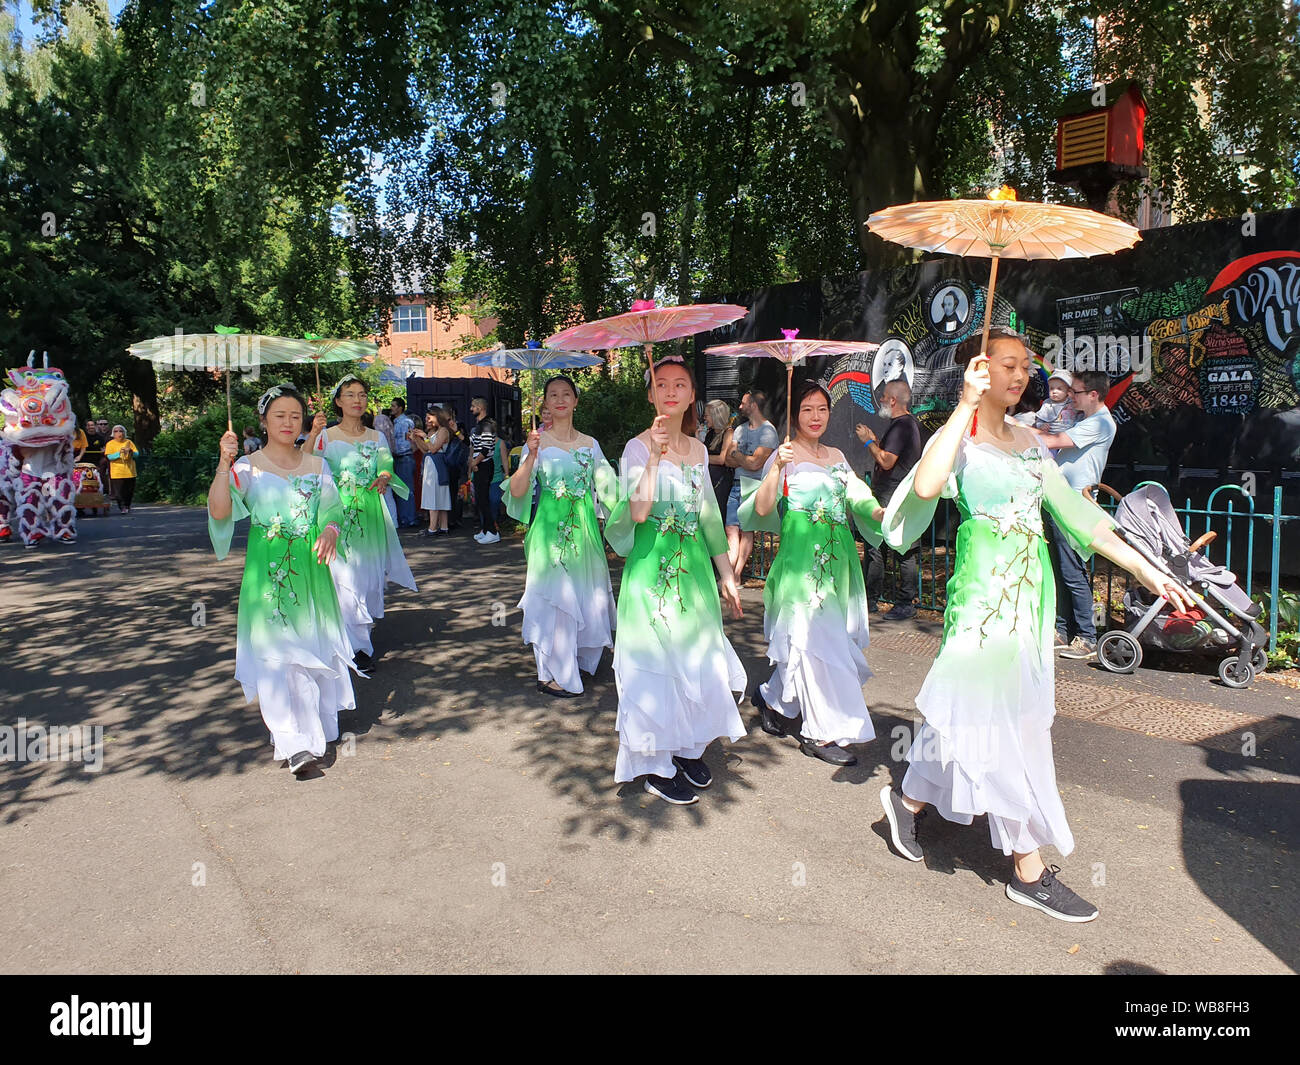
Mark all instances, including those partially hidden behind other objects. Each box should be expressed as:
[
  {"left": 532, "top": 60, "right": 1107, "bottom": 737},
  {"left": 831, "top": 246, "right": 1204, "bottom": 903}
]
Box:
[
  {"left": 479, "top": 532, "right": 500, "bottom": 544},
  {"left": 473, "top": 532, "right": 488, "bottom": 543}
]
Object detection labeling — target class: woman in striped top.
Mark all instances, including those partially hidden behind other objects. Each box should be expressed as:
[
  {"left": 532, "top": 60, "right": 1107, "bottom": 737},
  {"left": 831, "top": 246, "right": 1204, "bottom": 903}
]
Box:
[{"left": 469, "top": 400, "right": 501, "bottom": 545}]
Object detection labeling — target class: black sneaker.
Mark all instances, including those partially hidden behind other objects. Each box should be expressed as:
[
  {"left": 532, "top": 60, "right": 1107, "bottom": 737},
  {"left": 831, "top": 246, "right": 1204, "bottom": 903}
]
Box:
[
  {"left": 288, "top": 750, "right": 317, "bottom": 776},
  {"left": 883, "top": 602, "right": 917, "bottom": 621},
  {"left": 644, "top": 772, "right": 698, "bottom": 805},
  {"left": 1006, "top": 865, "right": 1099, "bottom": 923},
  {"left": 672, "top": 755, "right": 712, "bottom": 789},
  {"left": 879, "top": 785, "right": 924, "bottom": 862}
]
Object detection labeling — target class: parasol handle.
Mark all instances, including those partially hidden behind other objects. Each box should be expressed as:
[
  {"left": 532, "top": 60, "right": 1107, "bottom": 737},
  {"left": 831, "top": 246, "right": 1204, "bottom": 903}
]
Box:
[
  {"left": 970, "top": 251, "right": 1003, "bottom": 438},
  {"left": 226, "top": 369, "right": 233, "bottom": 433},
  {"left": 645, "top": 341, "right": 667, "bottom": 456}
]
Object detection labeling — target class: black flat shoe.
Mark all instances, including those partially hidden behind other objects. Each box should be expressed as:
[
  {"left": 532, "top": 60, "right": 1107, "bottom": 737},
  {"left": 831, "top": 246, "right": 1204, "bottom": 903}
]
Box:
[
  {"left": 753, "top": 689, "right": 795, "bottom": 737},
  {"left": 537, "top": 681, "right": 579, "bottom": 699},
  {"left": 799, "top": 738, "right": 858, "bottom": 766}
]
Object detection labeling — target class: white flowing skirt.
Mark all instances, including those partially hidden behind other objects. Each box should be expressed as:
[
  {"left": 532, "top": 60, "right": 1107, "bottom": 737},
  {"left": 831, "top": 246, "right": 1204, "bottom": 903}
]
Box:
[
  {"left": 519, "top": 542, "right": 615, "bottom": 694},
  {"left": 760, "top": 597, "right": 875, "bottom": 746},
  {"left": 901, "top": 627, "right": 1073, "bottom": 856},
  {"left": 614, "top": 636, "right": 747, "bottom": 782}
]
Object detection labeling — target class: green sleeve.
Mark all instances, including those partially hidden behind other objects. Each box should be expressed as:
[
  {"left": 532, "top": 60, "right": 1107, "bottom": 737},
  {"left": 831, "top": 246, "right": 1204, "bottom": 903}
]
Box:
[
  {"left": 738, "top": 456, "right": 781, "bottom": 534},
  {"left": 504, "top": 445, "right": 536, "bottom": 526},
  {"left": 1040, "top": 448, "right": 1114, "bottom": 560},
  {"left": 318, "top": 466, "right": 348, "bottom": 562},
  {"left": 376, "top": 442, "right": 409, "bottom": 500},
  {"left": 603, "top": 439, "right": 647, "bottom": 558},
  {"left": 207, "top": 459, "right": 250, "bottom": 561},
  {"left": 845, "top": 470, "right": 884, "bottom": 547},
  {"left": 881, "top": 435, "right": 958, "bottom": 553},
  {"left": 698, "top": 469, "right": 729, "bottom": 558}
]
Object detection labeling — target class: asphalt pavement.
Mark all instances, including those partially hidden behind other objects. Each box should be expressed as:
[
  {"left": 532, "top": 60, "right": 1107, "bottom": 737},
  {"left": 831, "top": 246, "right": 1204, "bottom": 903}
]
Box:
[{"left": 0, "top": 505, "right": 1295, "bottom": 974}]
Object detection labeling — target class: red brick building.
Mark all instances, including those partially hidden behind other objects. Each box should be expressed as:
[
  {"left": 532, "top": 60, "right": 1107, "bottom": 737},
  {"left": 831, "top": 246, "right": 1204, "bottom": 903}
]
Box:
[{"left": 370, "top": 295, "right": 508, "bottom": 382}]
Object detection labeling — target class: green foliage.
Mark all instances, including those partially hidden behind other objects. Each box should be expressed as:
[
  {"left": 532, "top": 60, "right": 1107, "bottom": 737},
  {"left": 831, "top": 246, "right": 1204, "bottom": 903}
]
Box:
[
  {"left": 571, "top": 369, "right": 656, "bottom": 458},
  {"left": 1252, "top": 589, "right": 1300, "bottom": 669}
]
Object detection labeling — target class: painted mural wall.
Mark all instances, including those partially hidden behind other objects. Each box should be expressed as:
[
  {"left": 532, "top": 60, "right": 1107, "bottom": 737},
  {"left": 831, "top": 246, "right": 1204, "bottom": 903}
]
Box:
[{"left": 700, "top": 209, "right": 1300, "bottom": 483}]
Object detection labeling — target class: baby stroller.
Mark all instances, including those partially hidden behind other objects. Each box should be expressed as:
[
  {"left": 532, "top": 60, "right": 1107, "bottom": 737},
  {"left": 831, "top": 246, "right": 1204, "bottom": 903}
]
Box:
[{"left": 1094, "top": 483, "right": 1268, "bottom": 688}]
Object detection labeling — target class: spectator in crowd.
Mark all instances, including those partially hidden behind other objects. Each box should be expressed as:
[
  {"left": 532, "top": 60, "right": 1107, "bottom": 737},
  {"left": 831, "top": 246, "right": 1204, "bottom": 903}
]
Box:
[
  {"left": 389, "top": 397, "right": 417, "bottom": 528},
  {"left": 412, "top": 409, "right": 451, "bottom": 536},
  {"left": 703, "top": 399, "right": 735, "bottom": 516},
  {"left": 242, "top": 425, "right": 262, "bottom": 455},
  {"left": 469, "top": 410, "right": 501, "bottom": 544},
  {"left": 373, "top": 406, "right": 396, "bottom": 451},
  {"left": 856, "top": 379, "right": 923, "bottom": 619},
  {"left": 372, "top": 406, "right": 398, "bottom": 521},
  {"left": 72, "top": 420, "right": 88, "bottom": 463},
  {"left": 1033, "top": 369, "right": 1117, "bottom": 659},
  {"left": 443, "top": 407, "right": 470, "bottom": 531},
  {"left": 94, "top": 417, "right": 113, "bottom": 491},
  {"left": 724, "top": 389, "right": 778, "bottom": 581},
  {"left": 105, "top": 425, "right": 138, "bottom": 513}
]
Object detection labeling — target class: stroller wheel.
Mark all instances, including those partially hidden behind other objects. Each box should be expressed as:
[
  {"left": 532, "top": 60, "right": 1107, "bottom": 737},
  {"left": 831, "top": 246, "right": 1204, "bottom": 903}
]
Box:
[
  {"left": 1250, "top": 647, "right": 1268, "bottom": 675},
  {"left": 1097, "top": 631, "right": 1142, "bottom": 674},
  {"left": 1217, "top": 655, "right": 1255, "bottom": 689}
]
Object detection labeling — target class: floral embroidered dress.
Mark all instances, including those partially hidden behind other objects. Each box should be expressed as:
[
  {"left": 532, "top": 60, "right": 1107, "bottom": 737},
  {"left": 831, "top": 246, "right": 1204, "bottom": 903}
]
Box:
[
  {"left": 882, "top": 433, "right": 1114, "bottom": 856},
  {"left": 314, "top": 427, "right": 417, "bottom": 656},
  {"left": 739, "top": 456, "right": 885, "bottom": 745},
  {"left": 506, "top": 440, "right": 619, "bottom": 693},
  {"left": 604, "top": 437, "right": 746, "bottom": 782},
  {"left": 209, "top": 456, "right": 357, "bottom": 760}
]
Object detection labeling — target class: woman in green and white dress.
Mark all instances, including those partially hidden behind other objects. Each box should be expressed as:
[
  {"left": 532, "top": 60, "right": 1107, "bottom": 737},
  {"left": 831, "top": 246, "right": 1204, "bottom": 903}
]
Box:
[
  {"left": 739, "top": 382, "right": 885, "bottom": 767},
  {"left": 604, "top": 357, "right": 746, "bottom": 806},
  {"left": 876, "top": 330, "right": 1195, "bottom": 922},
  {"left": 305, "top": 374, "right": 416, "bottom": 667},
  {"left": 208, "top": 383, "right": 356, "bottom": 777},
  {"left": 507, "top": 376, "right": 618, "bottom": 697}
]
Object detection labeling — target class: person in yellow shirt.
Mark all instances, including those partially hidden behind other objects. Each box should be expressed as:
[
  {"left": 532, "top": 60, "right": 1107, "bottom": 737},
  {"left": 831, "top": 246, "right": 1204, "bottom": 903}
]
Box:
[
  {"left": 105, "top": 425, "right": 137, "bottom": 513},
  {"left": 72, "top": 424, "right": 88, "bottom": 463}
]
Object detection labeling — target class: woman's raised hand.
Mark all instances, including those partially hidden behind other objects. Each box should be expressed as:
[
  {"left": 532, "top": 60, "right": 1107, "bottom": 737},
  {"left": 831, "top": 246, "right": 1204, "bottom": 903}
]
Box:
[
  {"left": 773, "top": 440, "right": 795, "bottom": 470},
  {"left": 218, "top": 430, "right": 239, "bottom": 467},
  {"left": 526, "top": 427, "right": 541, "bottom": 455},
  {"left": 960, "top": 355, "right": 991, "bottom": 409},
  {"left": 648, "top": 415, "right": 670, "bottom": 455}
]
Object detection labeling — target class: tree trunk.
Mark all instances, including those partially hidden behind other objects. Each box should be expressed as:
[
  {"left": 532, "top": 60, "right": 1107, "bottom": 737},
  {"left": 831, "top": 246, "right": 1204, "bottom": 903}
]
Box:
[
  {"left": 834, "top": 107, "right": 938, "bottom": 270},
  {"left": 121, "top": 357, "right": 161, "bottom": 448}
]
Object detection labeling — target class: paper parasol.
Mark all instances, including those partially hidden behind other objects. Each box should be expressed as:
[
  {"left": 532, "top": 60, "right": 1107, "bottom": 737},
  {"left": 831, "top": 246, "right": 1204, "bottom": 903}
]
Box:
[{"left": 867, "top": 186, "right": 1140, "bottom": 432}]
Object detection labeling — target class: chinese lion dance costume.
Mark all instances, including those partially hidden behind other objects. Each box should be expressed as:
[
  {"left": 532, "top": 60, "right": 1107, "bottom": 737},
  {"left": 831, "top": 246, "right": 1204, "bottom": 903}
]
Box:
[{"left": 0, "top": 352, "right": 77, "bottom": 547}]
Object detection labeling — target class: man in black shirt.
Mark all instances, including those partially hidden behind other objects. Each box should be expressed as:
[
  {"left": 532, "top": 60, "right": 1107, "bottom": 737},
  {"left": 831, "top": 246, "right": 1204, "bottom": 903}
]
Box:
[{"left": 856, "top": 379, "right": 923, "bottom": 620}]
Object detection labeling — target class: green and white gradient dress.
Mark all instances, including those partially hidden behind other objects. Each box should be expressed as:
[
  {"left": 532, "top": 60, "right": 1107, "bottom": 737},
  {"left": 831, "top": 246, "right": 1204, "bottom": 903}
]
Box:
[
  {"left": 605, "top": 437, "right": 747, "bottom": 782},
  {"left": 209, "top": 455, "right": 357, "bottom": 760},
  {"left": 739, "top": 454, "right": 885, "bottom": 745},
  {"left": 882, "top": 432, "right": 1114, "bottom": 856},
  {"left": 313, "top": 427, "right": 417, "bottom": 656},
  {"left": 506, "top": 438, "right": 618, "bottom": 693}
]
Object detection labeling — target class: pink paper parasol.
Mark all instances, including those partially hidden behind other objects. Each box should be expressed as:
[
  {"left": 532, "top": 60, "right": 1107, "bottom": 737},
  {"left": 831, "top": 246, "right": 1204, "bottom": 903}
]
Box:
[
  {"left": 705, "top": 329, "right": 878, "bottom": 442},
  {"left": 546, "top": 298, "right": 748, "bottom": 401}
]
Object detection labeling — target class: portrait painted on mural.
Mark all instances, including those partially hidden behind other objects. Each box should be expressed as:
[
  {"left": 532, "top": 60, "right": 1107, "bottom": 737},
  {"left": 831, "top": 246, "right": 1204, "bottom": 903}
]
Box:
[
  {"left": 871, "top": 338, "right": 915, "bottom": 397},
  {"left": 928, "top": 283, "right": 971, "bottom": 338}
]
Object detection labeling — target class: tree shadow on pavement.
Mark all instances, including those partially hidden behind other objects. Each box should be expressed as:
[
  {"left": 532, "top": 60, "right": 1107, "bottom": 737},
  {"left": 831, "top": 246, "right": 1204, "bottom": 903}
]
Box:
[{"left": 1181, "top": 714, "right": 1299, "bottom": 973}]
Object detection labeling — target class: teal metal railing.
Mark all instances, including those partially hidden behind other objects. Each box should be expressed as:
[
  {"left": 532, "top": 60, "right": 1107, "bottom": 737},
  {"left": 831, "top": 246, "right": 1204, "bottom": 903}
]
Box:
[{"left": 750, "top": 480, "right": 1297, "bottom": 654}]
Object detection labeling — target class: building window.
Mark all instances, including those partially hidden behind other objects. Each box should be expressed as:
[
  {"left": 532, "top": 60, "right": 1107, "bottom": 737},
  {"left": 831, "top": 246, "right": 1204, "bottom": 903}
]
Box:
[
  {"left": 393, "top": 304, "right": 427, "bottom": 332},
  {"left": 401, "top": 358, "right": 424, "bottom": 379}
]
